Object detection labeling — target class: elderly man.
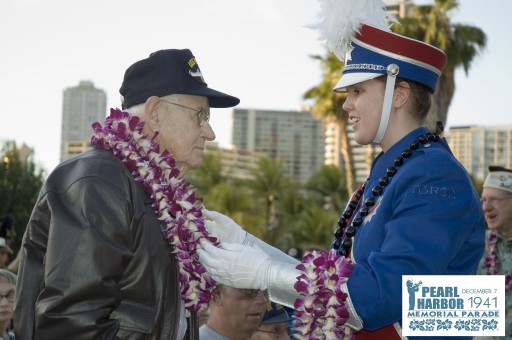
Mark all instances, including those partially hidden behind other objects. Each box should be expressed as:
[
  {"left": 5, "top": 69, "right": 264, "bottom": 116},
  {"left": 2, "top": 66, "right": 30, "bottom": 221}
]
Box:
[
  {"left": 199, "top": 286, "right": 267, "bottom": 340},
  {"left": 14, "top": 49, "right": 239, "bottom": 339},
  {"left": 477, "top": 166, "right": 512, "bottom": 339}
]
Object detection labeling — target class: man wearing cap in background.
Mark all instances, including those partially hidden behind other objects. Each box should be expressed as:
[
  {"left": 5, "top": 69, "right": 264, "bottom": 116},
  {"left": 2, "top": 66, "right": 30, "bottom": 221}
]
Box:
[
  {"left": 199, "top": 286, "right": 267, "bottom": 340},
  {"left": 14, "top": 49, "right": 239, "bottom": 339},
  {"left": 476, "top": 166, "right": 512, "bottom": 339},
  {"left": 251, "top": 302, "right": 291, "bottom": 340},
  {"left": 197, "top": 0, "right": 484, "bottom": 338}
]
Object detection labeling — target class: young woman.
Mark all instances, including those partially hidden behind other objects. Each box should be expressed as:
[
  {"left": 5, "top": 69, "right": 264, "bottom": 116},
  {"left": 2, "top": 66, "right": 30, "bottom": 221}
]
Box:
[{"left": 198, "top": 23, "right": 485, "bottom": 340}]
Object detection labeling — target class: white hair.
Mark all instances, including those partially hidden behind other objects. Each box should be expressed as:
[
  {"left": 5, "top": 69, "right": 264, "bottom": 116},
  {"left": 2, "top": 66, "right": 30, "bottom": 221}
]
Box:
[
  {"left": 121, "top": 94, "right": 184, "bottom": 117},
  {"left": 124, "top": 102, "right": 145, "bottom": 117},
  {"left": 0, "top": 268, "right": 16, "bottom": 284}
]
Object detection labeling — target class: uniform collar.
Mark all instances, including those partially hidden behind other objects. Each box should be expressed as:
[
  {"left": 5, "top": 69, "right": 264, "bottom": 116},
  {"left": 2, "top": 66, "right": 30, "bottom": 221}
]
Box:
[{"left": 371, "top": 127, "right": 431, "bottom": 177}]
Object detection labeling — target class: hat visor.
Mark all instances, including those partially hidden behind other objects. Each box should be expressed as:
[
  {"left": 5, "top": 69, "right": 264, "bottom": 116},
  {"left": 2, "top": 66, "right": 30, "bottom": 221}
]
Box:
[
  {"left": 333, "top": 72, "right": 383, "bottom": 92},
  {"left": 0, "top": 246, "right": 12, "bottom": 254},
  {"left": 261, "top": 313, "right": 292, "bottom": 325},
  {"left": 183, "top": 87, "right": 240, "bottom": 108}
]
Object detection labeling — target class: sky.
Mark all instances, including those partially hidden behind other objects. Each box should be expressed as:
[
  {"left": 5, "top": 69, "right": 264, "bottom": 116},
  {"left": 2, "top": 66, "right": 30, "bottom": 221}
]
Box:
[{"left": 1, "top": 0, "right": 511, "bottom": 174}]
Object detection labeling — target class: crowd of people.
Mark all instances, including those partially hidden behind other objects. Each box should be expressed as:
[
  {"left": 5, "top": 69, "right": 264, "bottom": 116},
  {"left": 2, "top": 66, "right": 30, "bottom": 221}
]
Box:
[{"left": 1, "top": 1, "right": 510, "bottom": 339}]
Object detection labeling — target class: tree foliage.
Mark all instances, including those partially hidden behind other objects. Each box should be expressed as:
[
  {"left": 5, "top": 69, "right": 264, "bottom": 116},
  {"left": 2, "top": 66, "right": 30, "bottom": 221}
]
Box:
[
  {"left": 0, "top": 141, "right": 45, "bottom": 252},
  {"left": 392, "top": 0, "right": 487, "bottom": 127},
  {"left": 188, "top": 152, "right": 348, "bottom": 253},
  {"left": 303, "top": 52, "right": 356, "bottom": 196}
]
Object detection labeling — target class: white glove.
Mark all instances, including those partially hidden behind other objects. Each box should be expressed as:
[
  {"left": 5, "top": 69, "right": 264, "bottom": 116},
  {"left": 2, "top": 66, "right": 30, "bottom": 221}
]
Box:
[
  {"left": 203, "top": 209, "right": 247, "bottom": 244},
  {"left": 197, "top": 240, "right": 270, "bottom": 290}
]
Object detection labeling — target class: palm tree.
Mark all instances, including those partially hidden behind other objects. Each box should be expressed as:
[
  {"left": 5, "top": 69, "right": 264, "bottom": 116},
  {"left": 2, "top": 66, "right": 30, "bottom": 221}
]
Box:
[
  {"left": 248, "top": 156, "right": 292, "bottom": 239},
  {"left": 186, "top": 152, "right": 224, "bottom": 195},
  {"left": 303, "top": 52, "right": 356, "bottom": 196},
  {"left": 206, "top": 182, "right": 263, "bottom": 235},
  {"left": 188, "top": 153, "right": 266, "bottom": 237},
  {"left": 306, "top": 164, "right": 348, "bottom": 212},
  {"left": 264, "top": 189, "right": 309, "bottom": 251},
  {"left": 392, "top": 0, "right": 487, "bottom": 128},
  {"left": 293, "top": 206, "right": 338, "bottom": 250}
]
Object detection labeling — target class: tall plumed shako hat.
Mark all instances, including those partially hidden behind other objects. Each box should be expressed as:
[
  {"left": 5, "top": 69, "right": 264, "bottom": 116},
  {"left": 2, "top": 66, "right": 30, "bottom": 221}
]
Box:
[
  {"left": 120, "top": 49, "right": 240, "bottom": 109},
  {"left": 309, "top": 0, "right": 447, "bottom": 144},
  {"left": 334, "top": 24, "right": 447, "bottom": 93}
]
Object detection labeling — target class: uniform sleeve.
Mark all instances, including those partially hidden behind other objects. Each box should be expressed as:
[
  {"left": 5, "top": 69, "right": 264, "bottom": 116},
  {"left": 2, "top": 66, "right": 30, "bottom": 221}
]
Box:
[
  {"left": 346, "top": 155, "right": 485, "bottom": 331},
  {"left": 18, "top": 175, "right": 134, "bottom": 339}
]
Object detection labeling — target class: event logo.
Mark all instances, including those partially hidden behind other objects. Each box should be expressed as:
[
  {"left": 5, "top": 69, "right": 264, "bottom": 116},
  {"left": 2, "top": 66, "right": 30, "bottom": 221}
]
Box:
[
  {"left": 402, "top": 275, "right": 505, "bottom": 337},
  {"left": 406, "top": 279, "right": 422, "bottom": 310}
]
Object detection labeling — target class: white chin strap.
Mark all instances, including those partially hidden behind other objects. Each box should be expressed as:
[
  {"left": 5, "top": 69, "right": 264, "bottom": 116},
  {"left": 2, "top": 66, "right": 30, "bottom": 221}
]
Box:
[{"left": 372, "top": 64, "right": 399, "bottom": 145}]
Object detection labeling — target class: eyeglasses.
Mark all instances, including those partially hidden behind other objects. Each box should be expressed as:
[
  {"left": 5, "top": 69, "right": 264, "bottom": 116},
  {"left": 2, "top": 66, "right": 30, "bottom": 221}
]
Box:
[
  {"left": 0, "top": 291, "right": 15, "bottom": 303},
  {"left": 241, "top": 289, "right": 263, "bottom": 299},
  {"left": 480, "top": 196, "right": 512, "bottom": 206},
  {"left": 160, "top": 99, "right": 210, "bottom": 127}
]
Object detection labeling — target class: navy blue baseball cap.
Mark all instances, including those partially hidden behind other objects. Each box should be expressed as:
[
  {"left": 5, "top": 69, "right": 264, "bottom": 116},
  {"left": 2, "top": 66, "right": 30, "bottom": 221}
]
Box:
[
  {"left": 120, "top": 49, "right": 240, "bottom": 109},
  {"left": 261, "top": 303, "right": 292, "bottom": 324}
]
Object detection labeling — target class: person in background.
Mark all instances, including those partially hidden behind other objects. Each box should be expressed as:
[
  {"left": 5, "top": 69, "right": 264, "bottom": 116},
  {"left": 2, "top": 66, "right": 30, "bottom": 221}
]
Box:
[
  {"left": 0, "top": 269, "right": 16, "bottom": 339},
  {"left": 199, "top": 286, "right": 267, "bottom": 340},
  {"left": 251, "top": 302, "right": 291, "bottom": 340},
  {"left": 0, "top": 215, "right": 18, "bottom": 274},
  {"left": 197, "top": 307, "right": 210, "bottom": 328},
  {"left": 14, "top": 49, "right": 239, "bottom": 339},
  {"left": 197, "top": 3, "right": 485, "bottom": 338},
  {"left": 0, "top": 216, "right": 15, "bottom": 252},
  {"left": 475, "top": 166, "right": 512, "bottom": 339},
  {"left": 0, "top": 239, "right": 12, "bottom": 270}
]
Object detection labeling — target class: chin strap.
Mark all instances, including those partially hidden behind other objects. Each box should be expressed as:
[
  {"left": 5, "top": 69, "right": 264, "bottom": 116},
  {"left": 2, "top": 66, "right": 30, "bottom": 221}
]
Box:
[{"left": 372, "top": 64, "right": 399, "bottom": 145}]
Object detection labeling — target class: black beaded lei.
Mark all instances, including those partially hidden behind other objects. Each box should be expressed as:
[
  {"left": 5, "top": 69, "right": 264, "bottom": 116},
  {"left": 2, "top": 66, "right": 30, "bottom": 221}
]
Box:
[{"left": 331, "top": 131, "right": 442, "bottom": 257}]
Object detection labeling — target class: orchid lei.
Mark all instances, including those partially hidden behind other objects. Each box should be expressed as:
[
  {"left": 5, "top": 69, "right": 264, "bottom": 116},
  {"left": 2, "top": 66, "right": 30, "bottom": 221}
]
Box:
[
  {"left": 91, "top": 108, "right": 219, "bottom": 315},
  {"left": 293, "top": 249, "right": 354, "bottom": 339},
  {"left": 485, "top": 230, "right": 512, "bottom": 292}
]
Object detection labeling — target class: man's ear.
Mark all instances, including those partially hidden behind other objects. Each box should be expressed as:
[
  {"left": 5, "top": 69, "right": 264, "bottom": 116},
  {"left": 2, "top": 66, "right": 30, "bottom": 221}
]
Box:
[
  {"left": 394, "top": 81, "right": 411, "bottom": 109},
  {"left": 144, "top": 96, "right": 162, "bottom": 132},
  {"left": 210, "top": 286, "right": 223, "bottom": 306}
]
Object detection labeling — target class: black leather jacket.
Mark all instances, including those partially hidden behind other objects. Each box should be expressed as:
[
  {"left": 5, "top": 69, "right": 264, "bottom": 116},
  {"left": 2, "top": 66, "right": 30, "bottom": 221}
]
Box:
[{"left": 14, "top": 148, "right": 181, "bottom": 339}]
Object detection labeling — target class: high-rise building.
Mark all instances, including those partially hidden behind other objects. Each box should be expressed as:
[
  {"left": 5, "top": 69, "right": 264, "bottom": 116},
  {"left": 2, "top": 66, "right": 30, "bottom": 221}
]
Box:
[
  {"left": 232, "top": 108, "right": 325, "bottom": 183},
  {"left": 60, "top": 80, "right": 107, "bottom": 161},
  {"left": 205, "top": 142, "right": 265, "bottom": 181},
  {"left": 445, "top": 126, "right": 512, "bottom": 181},
  {"left": 385, "top": 0, "right": 413, "bottom": 18}
]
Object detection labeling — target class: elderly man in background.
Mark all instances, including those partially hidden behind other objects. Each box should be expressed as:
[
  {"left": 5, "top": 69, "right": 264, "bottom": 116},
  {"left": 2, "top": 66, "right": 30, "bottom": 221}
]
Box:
[
  {"left": 14, "top": 49, "right": 239, "bottom": 339},
  {"left": 199, "top": 286, "right": 267, "bottom": 340},
  {"left": 476, "top": 165, "right": 512, "bottom": 339}
]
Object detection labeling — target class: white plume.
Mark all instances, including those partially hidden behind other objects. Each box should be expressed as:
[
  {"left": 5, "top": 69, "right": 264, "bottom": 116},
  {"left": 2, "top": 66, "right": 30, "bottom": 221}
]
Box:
[{"left": 308, "top": 0, "right": 395, "bottom": 61}]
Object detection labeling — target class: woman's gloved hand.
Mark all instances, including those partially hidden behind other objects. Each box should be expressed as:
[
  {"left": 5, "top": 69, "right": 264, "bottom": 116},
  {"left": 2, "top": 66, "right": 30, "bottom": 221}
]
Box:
[
  {"left": 197, "top": 240, "right": 270, "bottom": 290},
  {"left": 203, "top": 209, "right": 247, "bottom": 244}
]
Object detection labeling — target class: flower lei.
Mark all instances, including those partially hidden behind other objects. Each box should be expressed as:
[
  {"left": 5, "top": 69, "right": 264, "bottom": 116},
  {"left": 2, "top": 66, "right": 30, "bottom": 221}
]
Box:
[
  {"left": 485, "top": 230, "right": 512, "bottom": 292},
  {"left": 294, "top": 249, "right": 354, "bottom": 339},
  {"left": 91, "top": 108, "right": 219, "bottom": 315}
]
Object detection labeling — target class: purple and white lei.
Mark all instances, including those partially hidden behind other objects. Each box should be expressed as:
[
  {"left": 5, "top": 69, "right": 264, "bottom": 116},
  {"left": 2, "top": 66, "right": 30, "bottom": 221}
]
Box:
[
  {"left": 485, "top": 230, "right": 512, "bottom": 292},
  {"left": 91, "top": 108, "right": 219, "bottom": 315},
  {"left": 294, "top": 249, "right": 354, "bottom": 338}
]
